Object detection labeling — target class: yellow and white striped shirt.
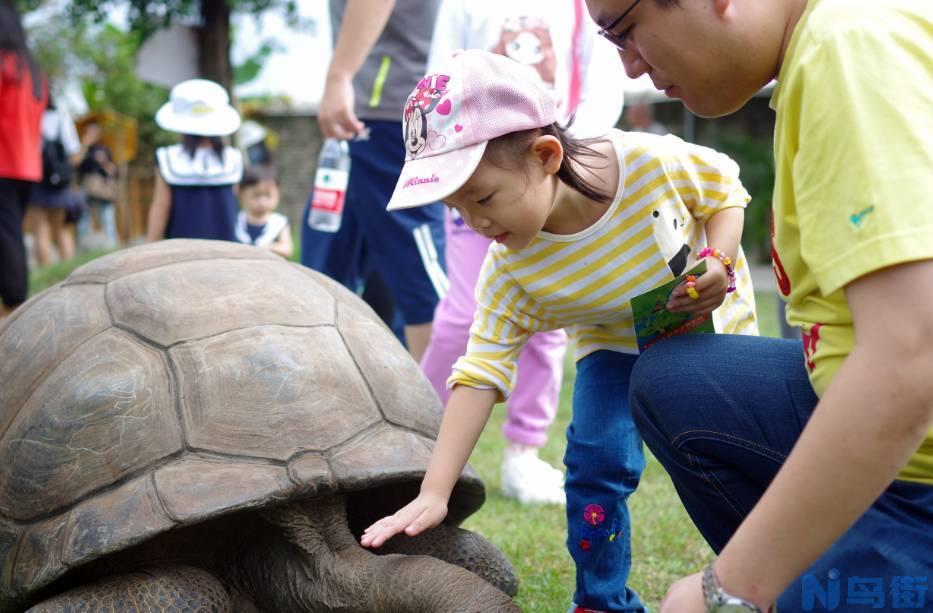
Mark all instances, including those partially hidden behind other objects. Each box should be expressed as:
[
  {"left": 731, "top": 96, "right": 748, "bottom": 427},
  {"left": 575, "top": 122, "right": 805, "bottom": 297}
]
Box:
[{"left": 449, "top": 130, "right": 759, "bottom": 400}]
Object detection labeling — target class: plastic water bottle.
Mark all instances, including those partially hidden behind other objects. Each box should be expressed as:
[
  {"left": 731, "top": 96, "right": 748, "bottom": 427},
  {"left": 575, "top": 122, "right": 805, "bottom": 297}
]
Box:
[{"left": 308, "top": 138, "right": 351, "bottom": 233}]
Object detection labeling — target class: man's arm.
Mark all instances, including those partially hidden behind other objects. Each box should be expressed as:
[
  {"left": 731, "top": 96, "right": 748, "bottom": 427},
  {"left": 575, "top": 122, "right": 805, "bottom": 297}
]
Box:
[
  {"left": 716, "top": 259, "right": 933, "bottom": 608},
  {"left": 318, "top": 0, "right": 396, "bottom": 139}
]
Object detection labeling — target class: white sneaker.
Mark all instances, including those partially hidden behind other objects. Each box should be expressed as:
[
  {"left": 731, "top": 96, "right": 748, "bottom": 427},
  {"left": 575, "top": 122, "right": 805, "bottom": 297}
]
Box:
[{"left": 500, "top": 448, "right": 566, "bottom": 505}]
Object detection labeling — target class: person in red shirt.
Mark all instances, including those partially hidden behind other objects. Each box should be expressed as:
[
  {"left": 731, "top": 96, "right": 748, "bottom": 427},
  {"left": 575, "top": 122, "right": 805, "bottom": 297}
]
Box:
[{"left": 0, "top": 1, "right": 46, "bottom": 318}]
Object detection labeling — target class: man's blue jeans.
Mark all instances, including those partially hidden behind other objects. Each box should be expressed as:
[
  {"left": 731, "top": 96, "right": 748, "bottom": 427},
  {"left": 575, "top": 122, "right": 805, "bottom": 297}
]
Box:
[
  {"left": 565, "top": 350, "right": 647, "bottom": 612},
  {"left": 629, "top": 334, "right": 933, "bottom": 612}
]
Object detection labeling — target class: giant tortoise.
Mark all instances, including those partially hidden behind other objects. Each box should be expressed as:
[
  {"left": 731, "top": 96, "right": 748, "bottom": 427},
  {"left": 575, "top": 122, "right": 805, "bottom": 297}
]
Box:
[{"left": 0, "top": 239, "right": 519, "bottom": 612}]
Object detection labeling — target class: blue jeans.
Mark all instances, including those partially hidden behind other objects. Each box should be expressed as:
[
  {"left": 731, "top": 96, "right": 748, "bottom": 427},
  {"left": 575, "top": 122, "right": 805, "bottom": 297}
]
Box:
[
  {"left": 630, "top": 334, "right": 933, "bottom": 612},
  {"left": 565, "top": 350, "right": 647, "bottom": 612}
]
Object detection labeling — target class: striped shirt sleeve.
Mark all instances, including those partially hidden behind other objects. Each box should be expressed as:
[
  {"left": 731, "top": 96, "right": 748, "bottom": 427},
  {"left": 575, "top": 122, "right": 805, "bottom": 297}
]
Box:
[
  {"left": 658, "top": 135, "right": 751, "bottom": 223},
  {"left": 447, "top": 253, "right": 535, "bottom": 402}
]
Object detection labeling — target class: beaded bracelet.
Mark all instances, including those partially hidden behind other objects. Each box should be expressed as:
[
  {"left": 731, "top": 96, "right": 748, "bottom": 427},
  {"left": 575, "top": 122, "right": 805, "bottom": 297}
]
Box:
[{"left": 698, "top": 247, "right": 737, "bottom": 293}]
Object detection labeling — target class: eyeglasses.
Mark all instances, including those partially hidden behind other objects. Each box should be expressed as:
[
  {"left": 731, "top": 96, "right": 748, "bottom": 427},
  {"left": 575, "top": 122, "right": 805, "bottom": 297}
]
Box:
[{"left": 597, "top": 0, "right": 643, "bottom": 51}]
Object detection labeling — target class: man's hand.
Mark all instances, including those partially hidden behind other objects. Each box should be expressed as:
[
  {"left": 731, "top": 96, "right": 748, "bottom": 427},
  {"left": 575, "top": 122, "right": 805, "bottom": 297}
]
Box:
[{"left": 318, "top": 73, "right": 365, "bottom": 140}]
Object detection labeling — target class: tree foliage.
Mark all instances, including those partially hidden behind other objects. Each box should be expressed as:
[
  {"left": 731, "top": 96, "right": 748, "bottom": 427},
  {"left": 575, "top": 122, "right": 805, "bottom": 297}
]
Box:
[
  {"left": 65, "top": 0, "right": 298, "bottom": 38},
  {"left": 64, "top": 0, "right": 299, "bottom": 90},
  {"left": 26, "top": 13, "right": 173, "bottom": 161},
  {"left": 22, "top": 0, "right": 307, "bottom": 165}
]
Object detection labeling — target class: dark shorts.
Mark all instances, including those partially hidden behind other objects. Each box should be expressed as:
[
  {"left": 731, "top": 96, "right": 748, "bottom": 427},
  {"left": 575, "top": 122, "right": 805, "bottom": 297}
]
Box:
[
  {"left": 300, "top": 120, "right": 447, "bottom": 325},
  {"left": 30, "top": 184, "right": 72, "bottom": 208}
]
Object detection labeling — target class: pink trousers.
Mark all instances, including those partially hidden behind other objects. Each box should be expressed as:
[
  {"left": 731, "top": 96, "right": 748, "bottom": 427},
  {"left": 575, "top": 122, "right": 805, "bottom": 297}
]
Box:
[{"left": 419, "top": 211, "right": 568, "bottom": 448}]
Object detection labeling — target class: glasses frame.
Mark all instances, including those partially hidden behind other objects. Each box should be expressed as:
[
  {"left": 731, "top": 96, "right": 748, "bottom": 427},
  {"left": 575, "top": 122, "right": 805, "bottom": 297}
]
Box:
[{"left": 597, "top": 0, "right": 644, "bottom": 51}]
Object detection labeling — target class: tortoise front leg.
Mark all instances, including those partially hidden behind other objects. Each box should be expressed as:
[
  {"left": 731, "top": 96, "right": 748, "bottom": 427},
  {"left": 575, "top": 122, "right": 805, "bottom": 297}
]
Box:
[
  {"left": 27, "top": 564, "right": 234, "bottom": 612},
  {"left": 257, "top": 496, "right": 520, "bottom": 612},
  {"left": 374, "top": 524, "right": 519, "bottom": 597}
]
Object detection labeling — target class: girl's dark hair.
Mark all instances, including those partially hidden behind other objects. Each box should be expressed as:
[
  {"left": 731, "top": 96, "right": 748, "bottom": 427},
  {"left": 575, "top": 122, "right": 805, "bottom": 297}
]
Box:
[
  {"left": 240, "top": 164, "right": 277, "bottom": 190},
  {"left": 0, "top": 1, "right": 43, "bottom": 100},
  {"left": 484, "top": 121, "right": 614, "bottom": 205},
  {"left": 182, "top": 134, "right": 225, "bottom": 161}
]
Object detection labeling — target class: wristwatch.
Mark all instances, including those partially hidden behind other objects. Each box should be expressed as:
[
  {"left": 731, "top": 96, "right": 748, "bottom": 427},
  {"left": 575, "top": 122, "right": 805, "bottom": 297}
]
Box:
[{"left": 702, "top": 564, "right": 764, "bottom": 612}]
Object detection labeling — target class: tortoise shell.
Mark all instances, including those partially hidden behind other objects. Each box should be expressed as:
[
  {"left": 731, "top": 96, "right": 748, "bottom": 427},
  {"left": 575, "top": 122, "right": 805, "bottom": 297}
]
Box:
[{"left": 0, "top": 240, "right": 483, "bottom": 610}]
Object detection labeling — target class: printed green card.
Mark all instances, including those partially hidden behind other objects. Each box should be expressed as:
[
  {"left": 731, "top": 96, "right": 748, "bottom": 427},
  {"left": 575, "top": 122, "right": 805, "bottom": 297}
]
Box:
[{"left": 630, "top": 261, "right": 714, "bottom": 352}]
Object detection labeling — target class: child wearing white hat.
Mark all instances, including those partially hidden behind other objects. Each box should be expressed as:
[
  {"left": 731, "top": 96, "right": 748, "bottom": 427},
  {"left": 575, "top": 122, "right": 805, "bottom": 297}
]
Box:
[{"left": 146, "top": 79, "right": 243, "bottom": 242}]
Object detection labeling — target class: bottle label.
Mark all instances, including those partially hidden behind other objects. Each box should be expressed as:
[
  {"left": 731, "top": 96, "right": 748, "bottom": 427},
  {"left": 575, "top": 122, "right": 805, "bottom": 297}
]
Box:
[{"left": 312, "top": 168, "right": 349, "bottom": 213}]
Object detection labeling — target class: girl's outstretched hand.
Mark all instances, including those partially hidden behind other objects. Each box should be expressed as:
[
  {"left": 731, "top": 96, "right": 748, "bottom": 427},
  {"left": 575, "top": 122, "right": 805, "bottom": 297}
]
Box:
[
  {"left": 360, "top": 491, "right": 449, "bottom": 548},
  {"left": 666, "top": 258, "right": 730, "bottom": 315}
]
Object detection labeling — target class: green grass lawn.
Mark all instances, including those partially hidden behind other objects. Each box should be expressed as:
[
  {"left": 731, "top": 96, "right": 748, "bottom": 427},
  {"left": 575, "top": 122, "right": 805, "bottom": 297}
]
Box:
[{"left": 25, "top": 253, "right": 783, "bottom": 611}]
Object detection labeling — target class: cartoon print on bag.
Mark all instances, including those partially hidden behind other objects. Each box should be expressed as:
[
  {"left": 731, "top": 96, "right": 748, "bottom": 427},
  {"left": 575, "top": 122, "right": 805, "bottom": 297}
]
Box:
[
  {"left": 403, "top": 74, "right": 451, "bottom": 158},
  {"left": 490, "top": 16, "right": 557, "bottom": 87},
  {"left": 651, "top": 201, "right": 691, "bottom": 277}
]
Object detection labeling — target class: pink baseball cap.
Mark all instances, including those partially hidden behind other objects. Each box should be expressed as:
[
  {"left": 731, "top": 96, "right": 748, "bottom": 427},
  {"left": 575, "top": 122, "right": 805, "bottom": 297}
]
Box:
[{"left": 386, "top": 50, "right": 559, "bottom": 211}]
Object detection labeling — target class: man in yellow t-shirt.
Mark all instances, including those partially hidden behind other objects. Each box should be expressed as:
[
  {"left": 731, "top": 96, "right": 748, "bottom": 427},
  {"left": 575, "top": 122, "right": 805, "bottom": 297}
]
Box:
[{"left": 584, "top": 0, "right": 933, "bottom": 611}]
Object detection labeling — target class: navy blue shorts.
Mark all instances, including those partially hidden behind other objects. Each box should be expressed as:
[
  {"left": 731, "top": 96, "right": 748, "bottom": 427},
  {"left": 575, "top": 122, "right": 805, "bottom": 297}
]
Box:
[{"left": 301, "top": 120, "right": 447, "bottom": 325}]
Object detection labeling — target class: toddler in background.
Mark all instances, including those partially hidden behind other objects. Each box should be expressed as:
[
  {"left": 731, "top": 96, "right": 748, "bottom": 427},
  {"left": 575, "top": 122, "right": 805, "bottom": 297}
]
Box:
[{"left": 235, "top": 165, "right": 292, "bottom": 259}]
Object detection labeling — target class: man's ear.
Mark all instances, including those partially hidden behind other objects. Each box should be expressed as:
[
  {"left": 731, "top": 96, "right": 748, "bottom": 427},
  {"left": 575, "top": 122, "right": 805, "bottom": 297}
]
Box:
[{"left": 529, "top": 135, "right": 563, "bottom": 176}]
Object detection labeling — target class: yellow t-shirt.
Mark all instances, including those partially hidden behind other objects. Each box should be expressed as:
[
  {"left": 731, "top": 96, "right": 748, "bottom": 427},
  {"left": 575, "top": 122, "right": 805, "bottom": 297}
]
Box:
[
  {"left": 449, "top": 130, "right": 758, "bottom": 400},
  {"left": 771, "top": 0, "right": 933, "bottom": 483}
]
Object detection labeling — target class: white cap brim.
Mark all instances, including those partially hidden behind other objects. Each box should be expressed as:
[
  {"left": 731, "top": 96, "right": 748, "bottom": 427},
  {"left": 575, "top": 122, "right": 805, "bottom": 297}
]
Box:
[
  {"left": 155, "top": 102, "right": 241, "bottom": 136},
  {"left": 386, "top": 140, "right": 487, "bottom": 211}
]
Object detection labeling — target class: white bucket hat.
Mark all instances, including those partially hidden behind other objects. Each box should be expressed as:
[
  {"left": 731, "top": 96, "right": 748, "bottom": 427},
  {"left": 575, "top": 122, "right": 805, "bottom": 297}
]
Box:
[{"left": 155, "top": 79, "right": 241, "bottom": 136}]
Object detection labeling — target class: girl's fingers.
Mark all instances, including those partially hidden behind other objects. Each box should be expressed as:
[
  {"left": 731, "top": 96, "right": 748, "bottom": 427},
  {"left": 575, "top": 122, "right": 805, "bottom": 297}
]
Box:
[{"left": 361, "top": 501, "right": 435, "bottom": 547}]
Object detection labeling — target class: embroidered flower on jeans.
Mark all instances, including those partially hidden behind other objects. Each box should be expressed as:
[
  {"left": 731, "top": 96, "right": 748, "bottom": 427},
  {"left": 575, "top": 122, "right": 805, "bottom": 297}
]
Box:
[
  {"left": 579, "top": 538, "right": 591, "bottom": 551},
  {"left": 583, "top": 503, "right": 605, "bottom": 526}
]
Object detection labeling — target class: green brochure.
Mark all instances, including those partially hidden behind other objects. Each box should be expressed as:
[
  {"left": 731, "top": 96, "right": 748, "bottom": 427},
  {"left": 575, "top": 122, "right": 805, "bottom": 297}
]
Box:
[{"left": 630, "top": 261, "right": 715, "bottom": 352}]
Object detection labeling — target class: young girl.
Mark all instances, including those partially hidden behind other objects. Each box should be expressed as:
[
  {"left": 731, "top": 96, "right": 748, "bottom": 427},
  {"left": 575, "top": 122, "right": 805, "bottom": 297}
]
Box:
[
  {"left": 418, "top": 0, "right": 626, "bottom": 507},
  {"left": 146, "top": 79, "right": 243, "bottom": 242},
  {"left": 362, "top": 50, "right": 758, "bottom": 613},
  {"left": 234, "top": 165, "right": 293, "bottom": 259}
]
